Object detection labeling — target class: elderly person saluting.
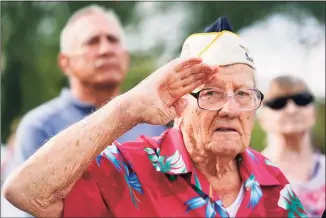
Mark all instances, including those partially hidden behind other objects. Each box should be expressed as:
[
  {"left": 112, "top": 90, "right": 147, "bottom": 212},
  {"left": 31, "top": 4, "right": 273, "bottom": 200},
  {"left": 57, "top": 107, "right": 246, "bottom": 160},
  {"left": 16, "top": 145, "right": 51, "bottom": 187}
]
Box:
[{"left": 3, "top": 17, "right": 307, "bottom": 217}]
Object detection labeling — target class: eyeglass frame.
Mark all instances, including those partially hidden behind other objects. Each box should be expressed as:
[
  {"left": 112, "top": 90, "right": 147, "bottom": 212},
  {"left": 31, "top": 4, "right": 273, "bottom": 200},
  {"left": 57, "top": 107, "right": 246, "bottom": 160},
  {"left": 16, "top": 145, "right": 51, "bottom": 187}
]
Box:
[{"left": 190, "top": 88, "right": 265, "bottom": 111}]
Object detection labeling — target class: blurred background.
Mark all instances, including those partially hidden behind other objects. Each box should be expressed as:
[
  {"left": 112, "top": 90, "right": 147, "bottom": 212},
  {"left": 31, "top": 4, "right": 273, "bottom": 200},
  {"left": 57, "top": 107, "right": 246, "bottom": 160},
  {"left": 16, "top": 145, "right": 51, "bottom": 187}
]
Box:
[{"left": 1, "top": 1, "right": 325, "bottom": 153}]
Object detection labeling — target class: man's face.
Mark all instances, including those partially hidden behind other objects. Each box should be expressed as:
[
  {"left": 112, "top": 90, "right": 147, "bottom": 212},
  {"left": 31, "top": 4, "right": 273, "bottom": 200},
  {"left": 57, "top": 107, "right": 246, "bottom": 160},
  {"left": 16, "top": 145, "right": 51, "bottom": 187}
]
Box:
[
  {"left": 59, "top": 13, "right": 129, "bottom": 87},
  {"left": 259, "top": 86, "right": 316, "bottom": 135},
  {"left": 180, "top": 64, "right": 256, "bottom": 157}
]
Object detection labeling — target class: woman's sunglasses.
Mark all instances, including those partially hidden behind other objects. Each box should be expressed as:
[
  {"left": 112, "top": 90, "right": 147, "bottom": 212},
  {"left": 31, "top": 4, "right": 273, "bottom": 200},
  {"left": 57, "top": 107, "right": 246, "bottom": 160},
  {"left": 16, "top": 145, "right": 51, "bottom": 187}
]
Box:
[{"left": 264, "top": 91, "right": 314, "bottom": 110}]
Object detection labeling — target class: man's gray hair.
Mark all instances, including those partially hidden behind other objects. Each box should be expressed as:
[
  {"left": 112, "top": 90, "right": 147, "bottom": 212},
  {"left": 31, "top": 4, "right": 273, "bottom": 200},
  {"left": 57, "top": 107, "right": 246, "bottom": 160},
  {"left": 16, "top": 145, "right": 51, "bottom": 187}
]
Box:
[{"left": 60, "top": 4, "right": 126, "bottom": 54}]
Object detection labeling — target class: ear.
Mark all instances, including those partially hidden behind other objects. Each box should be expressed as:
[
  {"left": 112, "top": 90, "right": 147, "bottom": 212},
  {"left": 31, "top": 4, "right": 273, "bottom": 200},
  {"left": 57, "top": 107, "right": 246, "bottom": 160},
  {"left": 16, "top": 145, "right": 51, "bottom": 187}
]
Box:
[{"left": 58, "top": 53, "right": 71, "bottom": 76}]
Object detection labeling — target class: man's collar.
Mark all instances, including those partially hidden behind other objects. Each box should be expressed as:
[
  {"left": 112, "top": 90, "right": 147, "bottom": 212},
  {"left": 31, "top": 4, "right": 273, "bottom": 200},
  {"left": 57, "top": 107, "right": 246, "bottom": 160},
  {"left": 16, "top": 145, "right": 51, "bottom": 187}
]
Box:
[
  {"left": 60, "top": 88, "right": 96, "bottom": 111},
  {"left": 145, "top": 128, "right": 280, "bottom": 187},
  {"left": 239, "top": 148, "right": 280, "bottom": 186},
  {"left": 153, "top": 128, "right": 193, "bottom": 174}
]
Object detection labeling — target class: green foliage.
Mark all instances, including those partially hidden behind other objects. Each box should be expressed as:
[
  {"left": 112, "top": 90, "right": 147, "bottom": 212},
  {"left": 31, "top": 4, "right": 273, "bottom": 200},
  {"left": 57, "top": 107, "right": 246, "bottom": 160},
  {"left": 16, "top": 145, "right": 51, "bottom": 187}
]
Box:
[
  {"left": 250, "top": 120, "right": 267, "bottom": 152},
  {"left": 121, "top": 54, "right": 158, "bottom": 93},
  {"left": 313, "top": 101, "right": 325, "bottom": 153}
]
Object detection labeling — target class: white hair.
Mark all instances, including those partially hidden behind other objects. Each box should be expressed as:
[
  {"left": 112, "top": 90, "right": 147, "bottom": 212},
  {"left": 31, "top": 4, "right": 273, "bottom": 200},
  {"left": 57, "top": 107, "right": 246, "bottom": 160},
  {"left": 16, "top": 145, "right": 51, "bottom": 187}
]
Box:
[{"left": 60, "top": 4, "right": 126, "bottom": 54}]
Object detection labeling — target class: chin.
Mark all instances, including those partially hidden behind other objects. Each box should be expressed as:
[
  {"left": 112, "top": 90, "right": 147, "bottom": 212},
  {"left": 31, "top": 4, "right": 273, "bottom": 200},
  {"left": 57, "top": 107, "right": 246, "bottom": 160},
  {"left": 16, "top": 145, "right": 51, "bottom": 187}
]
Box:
[
  {"left": 206, "top": 140, "right": 244, "bottom": 157},
  {"left": 92, "top": 77, "right": 123, "bottom": 87},
  {"left": 94, "top": 71, "right": 125, "bottom": 84},
  {"left": 90, "top": 82, "right": 119, "bottom": 89},
  {"left": 280, "top": 125, "right": 308, "bottom": 135}
]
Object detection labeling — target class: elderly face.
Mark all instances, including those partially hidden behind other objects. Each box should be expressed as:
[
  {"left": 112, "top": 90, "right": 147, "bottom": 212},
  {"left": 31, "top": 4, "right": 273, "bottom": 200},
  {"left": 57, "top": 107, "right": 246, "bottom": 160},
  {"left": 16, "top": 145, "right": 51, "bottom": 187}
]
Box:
[
  {"left": 59, "top": 13, "right": 129, "bottom": 87},
  {"left": 259, "top": 85, "right": 316, "bottom": 135},
  {"left": 180, "top": 64, "right": 257, "bottom": 158}
]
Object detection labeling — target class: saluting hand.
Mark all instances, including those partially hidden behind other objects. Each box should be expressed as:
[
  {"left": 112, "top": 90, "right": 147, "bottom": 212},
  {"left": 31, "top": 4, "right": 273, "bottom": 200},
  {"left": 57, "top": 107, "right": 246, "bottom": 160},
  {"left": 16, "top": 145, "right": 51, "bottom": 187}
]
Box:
[{"left": 128, "top": 57, "right": 218, "bottom": 125}]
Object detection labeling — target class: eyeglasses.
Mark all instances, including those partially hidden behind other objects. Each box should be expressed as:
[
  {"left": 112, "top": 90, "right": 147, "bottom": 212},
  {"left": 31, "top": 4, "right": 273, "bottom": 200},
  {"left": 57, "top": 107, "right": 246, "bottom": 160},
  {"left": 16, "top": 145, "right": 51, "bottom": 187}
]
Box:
[
  {"left": 263, "top": 91, "right": 314, "bottom": 110},
  {"left": 190, "top": 88, "right": 264, "bottom": 111}
]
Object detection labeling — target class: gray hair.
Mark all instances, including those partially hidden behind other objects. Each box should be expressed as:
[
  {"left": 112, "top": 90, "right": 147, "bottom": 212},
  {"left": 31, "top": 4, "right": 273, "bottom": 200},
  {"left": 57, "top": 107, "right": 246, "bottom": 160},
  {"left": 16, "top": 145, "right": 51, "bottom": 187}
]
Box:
[
  {"left": 270, "top": 75, "right": 309, "bottom": 90},
  {"left": 60, "top": 4, "right": 126, "bottom": 54}
]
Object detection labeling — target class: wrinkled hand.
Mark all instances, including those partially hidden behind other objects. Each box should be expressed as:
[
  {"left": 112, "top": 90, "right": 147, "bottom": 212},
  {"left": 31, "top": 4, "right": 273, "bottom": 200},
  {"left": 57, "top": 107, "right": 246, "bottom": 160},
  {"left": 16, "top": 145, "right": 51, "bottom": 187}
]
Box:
[{"left": 128, "top": 57, "right": 218, "bottom": 125}]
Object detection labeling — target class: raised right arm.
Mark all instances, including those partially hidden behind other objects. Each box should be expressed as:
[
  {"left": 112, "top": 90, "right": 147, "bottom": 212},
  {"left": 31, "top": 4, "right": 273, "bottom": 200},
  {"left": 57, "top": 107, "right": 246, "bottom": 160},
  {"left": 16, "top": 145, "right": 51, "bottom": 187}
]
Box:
[
  {"left": 2, "top": 57, "right": 217, "bottom": 217},
  {"left": 3, "top": 94, "right": 139, "bottom": 217}
]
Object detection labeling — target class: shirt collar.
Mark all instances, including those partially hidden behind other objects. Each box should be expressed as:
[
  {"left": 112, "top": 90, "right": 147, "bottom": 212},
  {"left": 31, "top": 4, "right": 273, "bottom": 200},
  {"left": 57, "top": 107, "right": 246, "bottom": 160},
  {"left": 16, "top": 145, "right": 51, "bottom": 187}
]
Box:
[
  {"left": 60, "top": 88, "right": 96, "bottom": 112},
  {"left": 146, "top": 128, "right": 280, "bottom": 187}
]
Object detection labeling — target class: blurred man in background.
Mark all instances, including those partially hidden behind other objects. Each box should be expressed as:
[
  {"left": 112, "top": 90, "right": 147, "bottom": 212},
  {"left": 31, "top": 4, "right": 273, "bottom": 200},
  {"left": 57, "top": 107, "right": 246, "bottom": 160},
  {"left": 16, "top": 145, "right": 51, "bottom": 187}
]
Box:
[
  {"left": 4, "top": 5, "right": 168, "bottom": 217},
  {"left": 14, "top": 5, "right": 167, "bottom": 176},
  {"left": 258, "top": 75, "right": 325, "bottom": 217}
]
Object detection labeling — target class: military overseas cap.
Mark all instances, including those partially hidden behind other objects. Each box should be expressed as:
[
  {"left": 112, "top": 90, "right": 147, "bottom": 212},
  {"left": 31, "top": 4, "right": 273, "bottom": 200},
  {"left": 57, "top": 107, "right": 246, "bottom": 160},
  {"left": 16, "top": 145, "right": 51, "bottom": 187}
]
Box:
[{"left": 180, "top": 16, "right": 255, "bottom": 70}]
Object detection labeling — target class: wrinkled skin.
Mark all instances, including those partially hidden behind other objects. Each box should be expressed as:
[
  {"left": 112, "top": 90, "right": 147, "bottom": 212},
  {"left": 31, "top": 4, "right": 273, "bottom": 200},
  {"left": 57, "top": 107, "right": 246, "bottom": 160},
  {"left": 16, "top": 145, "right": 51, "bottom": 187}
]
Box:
[
  {"left": 178, "top": 64, "right": 256, "bottom": 175},
  {"left": 132, "top": 57, "right": 218, "bottom": 124}
]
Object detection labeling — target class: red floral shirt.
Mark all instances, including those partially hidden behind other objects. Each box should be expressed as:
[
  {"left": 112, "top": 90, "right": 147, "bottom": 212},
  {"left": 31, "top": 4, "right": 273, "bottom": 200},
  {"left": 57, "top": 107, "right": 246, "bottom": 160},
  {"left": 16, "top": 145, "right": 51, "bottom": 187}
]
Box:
[{"left": 63, "top": 128, "right": 307, "bottom": 217}]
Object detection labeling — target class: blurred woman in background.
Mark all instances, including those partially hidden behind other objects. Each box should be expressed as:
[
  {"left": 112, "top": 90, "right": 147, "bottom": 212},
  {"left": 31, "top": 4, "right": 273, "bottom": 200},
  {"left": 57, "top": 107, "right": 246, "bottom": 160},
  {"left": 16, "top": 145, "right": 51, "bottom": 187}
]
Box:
[{"left": 258, "top": 75, "right": 325, "bottom": 217}]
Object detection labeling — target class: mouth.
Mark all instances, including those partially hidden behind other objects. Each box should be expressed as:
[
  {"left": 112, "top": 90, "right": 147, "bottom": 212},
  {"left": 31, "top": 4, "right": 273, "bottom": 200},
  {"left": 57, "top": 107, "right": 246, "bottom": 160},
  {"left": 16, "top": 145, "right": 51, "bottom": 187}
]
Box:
[
  {"left": 95, "top": 60, "right": 120, "bottom": 69},
  {"left": 215, "top": 127, "right": 238, "bottom": 133},
  {"left": 97, "top": 64, "right": 120, "bottom": 70}
]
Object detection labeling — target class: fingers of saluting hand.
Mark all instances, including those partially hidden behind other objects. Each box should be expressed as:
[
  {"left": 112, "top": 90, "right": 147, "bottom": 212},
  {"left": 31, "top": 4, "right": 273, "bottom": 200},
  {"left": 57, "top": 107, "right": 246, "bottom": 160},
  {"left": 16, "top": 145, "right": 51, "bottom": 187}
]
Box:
[
  {"left": 173, "top": 59, "right": 219, "bottom": 93},
  {"left": 175, "top": 57, "right": 203, "bottom": 72}
]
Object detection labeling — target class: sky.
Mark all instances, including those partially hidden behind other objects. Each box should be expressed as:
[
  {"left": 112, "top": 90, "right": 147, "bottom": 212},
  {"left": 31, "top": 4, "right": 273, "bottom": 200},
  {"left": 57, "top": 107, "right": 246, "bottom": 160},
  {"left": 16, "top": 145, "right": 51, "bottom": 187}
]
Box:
[{"left": 126, "top": 2, "right": 325, "bottom": 98}]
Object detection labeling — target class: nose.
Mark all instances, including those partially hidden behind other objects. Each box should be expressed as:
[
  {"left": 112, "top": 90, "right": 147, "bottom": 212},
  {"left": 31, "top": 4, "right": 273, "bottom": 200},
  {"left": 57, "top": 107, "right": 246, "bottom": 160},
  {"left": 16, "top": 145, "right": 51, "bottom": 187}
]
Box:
[
  {"left": 98, "top": 37, "right": 115, "bottom": 56},
  {"left": 218, "top": 97, "right": 241, "bottom": 118},
  {"left": 284, "top": 100, "right": 298, "bottom": 113}
]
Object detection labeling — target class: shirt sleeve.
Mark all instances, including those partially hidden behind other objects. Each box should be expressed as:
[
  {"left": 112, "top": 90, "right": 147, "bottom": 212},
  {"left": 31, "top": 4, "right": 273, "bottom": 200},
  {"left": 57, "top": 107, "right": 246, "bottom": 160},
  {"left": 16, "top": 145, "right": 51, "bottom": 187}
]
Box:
[
  {"left": 63, "top": 154, "right": 127, "bottom": 217},
  {"left": 63, "top": 168, "right": 111, "bottom": 217},
  {"left": 15, "top": 120, "right": 49, "bottom": 161}
]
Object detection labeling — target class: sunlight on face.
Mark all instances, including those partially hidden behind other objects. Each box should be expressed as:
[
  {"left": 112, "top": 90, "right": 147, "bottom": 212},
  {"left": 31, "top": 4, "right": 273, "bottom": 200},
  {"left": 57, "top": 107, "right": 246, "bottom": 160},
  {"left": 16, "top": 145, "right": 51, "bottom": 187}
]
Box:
[{"left": 181, "top": 64, "right": 257, "bottom": 159}]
